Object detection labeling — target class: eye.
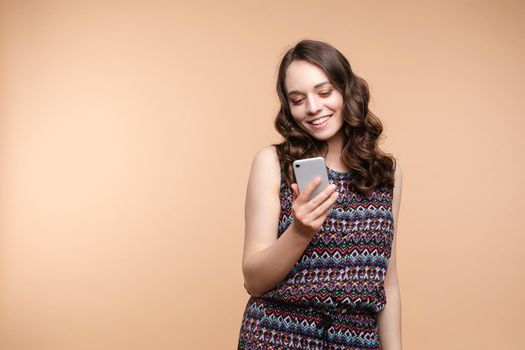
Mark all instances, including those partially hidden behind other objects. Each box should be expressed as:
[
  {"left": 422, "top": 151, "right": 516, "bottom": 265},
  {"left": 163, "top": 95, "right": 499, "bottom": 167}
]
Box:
[
  {"left": 291, "top": 98, "right": 304, "bottom": 105},
  {"left": 319, "top": 90, "right": 332, "bottom": 97}
]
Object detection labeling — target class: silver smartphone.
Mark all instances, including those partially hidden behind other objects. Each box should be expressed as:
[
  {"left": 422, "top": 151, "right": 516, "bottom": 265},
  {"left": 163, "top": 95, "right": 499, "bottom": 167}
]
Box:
[{"left": 293, "top": 156, "right": 330, "bottom": 200}]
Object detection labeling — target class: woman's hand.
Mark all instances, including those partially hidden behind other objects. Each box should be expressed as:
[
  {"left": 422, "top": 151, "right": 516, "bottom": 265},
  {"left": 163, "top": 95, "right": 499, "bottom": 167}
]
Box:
[{"left": 290, "top": 178, "right": 339, "bottom": 239}]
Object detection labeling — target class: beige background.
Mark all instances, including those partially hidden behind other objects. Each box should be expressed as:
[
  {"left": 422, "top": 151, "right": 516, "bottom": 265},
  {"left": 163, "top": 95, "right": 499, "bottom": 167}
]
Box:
[{"left": 1, "top": 1, "right": 524, "bottom": 349}]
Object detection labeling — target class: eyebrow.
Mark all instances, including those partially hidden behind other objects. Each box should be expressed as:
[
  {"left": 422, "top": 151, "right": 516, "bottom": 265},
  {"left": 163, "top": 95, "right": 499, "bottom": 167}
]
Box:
[{"left": 287, "top": 81, "right": 331, "bottom": 96}]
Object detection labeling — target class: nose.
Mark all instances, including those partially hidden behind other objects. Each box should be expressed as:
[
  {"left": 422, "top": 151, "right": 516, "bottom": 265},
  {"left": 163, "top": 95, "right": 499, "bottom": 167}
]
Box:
[{"left": 306, "top": 94, "right": 322, "bottom": 115}]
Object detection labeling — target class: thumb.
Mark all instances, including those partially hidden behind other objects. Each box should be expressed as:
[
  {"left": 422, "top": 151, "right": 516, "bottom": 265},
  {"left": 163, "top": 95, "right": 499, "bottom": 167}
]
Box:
[{"left": 291, "top": 183, "right": 299, "bottom": 200}]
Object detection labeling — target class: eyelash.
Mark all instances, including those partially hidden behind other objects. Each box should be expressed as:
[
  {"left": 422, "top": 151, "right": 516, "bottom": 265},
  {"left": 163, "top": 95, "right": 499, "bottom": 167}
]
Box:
[{"left": 291, "top": 90, "right": 332, "bottom": 105}]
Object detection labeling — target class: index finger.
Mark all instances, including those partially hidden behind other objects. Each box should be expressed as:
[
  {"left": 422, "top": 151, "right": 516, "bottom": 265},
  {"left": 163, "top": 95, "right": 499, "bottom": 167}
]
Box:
[{"left": 298, "top": 176, "right": 321, "bottom": 203}]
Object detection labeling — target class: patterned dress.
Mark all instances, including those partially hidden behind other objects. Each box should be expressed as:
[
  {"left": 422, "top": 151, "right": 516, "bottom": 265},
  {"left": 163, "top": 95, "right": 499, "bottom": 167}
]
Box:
[{"left": 237, "top": 165, "right": 395, "bottom": 350}]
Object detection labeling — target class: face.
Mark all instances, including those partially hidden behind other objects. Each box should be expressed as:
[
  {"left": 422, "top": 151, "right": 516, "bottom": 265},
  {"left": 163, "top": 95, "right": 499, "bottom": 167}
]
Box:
[{"left": 284, "top": 60, "right": 344, "bottom": 141}]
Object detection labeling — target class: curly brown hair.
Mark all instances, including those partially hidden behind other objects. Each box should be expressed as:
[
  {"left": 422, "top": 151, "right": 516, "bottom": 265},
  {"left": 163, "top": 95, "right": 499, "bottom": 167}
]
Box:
[{"left": 270, "top": 39, "right": 397, "bottom": 195}]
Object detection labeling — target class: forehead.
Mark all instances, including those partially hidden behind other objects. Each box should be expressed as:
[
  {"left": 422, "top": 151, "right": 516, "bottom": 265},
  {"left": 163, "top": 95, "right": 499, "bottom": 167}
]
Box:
[{"left": 285, "top": 60, "right": 330, "bottom": 93}]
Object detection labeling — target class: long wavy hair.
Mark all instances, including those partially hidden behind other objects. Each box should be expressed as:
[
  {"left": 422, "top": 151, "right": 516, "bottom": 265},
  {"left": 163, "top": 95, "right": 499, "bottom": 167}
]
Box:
[{"left": 271, "top": 39, "right": 396, "bottom": 195}]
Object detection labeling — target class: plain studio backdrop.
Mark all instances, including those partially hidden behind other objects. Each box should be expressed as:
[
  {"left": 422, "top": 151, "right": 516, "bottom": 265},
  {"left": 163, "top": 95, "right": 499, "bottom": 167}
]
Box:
[{"left": 0, "top": 1, "right": 523, "bottom": 349}]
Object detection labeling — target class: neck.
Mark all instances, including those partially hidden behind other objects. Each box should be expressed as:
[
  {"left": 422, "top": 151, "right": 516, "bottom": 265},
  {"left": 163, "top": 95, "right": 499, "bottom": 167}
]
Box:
[
  {"left": 322, "top": 129, "right": 351, "bottom": 171},
  {"left": 325, "top": 129, "right": 344, "bottom": 159}
]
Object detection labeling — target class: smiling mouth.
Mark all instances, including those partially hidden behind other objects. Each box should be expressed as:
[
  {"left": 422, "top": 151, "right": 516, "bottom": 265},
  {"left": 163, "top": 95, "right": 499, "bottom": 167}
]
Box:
[{"left": 308, "top": 115, "right": 332, "bottom": 125}]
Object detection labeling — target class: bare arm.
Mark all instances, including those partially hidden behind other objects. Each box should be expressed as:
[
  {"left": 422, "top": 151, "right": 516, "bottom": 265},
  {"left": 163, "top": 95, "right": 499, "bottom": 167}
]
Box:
[
  {"left": 243, "top": 222, "right": 312, "bottom": 297},
  {"left": 377, "top": 162, "right": 403, "bottom": 349},
  {"left": 241, "top": 145, "right": 338, "bottom": 297}
]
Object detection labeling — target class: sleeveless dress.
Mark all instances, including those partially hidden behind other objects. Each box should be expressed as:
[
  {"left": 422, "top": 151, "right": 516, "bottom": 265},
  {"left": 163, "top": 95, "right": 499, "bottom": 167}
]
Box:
[{"left": 237, "top": 165, "right": 395, "bottom": 350}]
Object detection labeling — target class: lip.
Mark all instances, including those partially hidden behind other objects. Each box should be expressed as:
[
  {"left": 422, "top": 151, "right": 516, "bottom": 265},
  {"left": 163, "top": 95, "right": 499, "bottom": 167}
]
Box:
[
  {"left": 307, "top": 114, "right": 333, "bottom": 123},
  {"left": 307, "top": 114, "right": 332, "bottom": 129}
]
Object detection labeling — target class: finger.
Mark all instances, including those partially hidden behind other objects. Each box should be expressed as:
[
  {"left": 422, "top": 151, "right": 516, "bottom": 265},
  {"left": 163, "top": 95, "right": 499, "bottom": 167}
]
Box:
[
  {"left": 310, "top": 199, "right": 337, "bottom": 226},
  {"left": 311, "top": 191, "right": 339, "bottom": 221},
  {"left": 299, "top": 177, "right": 322, "bottom": 203},
  {"left": 305, "top": 183, "right": 337, "bottom": 212},
  {"left": 291, "top": 183, "right": 298, "bottom": 199}
]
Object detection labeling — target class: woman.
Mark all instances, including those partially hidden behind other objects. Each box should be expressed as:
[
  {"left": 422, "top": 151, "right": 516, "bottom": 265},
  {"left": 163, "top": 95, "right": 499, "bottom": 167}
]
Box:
[{"left": 238, "top": 39, "right": 403, "bottom": 350}]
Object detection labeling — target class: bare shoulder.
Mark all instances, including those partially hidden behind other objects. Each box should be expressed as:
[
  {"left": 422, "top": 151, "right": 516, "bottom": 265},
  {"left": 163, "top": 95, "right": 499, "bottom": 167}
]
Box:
[
  {"left": 394, "top": 161, "right": 403, "bottom": 191},
  {"left": 249, "top": 145, "right": 281, "bottom": 191},
  {"left": 392, "top": 160, "right": 403, "bottom": 225},
  {"left": 253, "top": 145, "right": 280, "bottom": 168}
]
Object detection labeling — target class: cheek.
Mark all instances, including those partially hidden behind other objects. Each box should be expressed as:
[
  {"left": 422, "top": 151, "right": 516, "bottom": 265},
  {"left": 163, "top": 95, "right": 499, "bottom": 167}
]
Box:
[
  {"left": 289, "top": 105, "right": 306, "bottom": 120},
  {"left": 329, "top": 98, "right": 343, "bottom": 111},
  {"left": 327, "top": 93, "right": 344, "bottom": 110}
]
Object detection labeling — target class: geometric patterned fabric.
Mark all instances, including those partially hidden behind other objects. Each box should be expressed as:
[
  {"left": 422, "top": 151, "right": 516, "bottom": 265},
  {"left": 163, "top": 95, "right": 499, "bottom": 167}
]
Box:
[{"left": 238, "top": 164, "right": 395, "bottom": 349}]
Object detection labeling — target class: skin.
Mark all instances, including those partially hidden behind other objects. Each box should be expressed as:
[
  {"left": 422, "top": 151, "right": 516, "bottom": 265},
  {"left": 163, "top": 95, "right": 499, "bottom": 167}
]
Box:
[
  {"left": 285, "top": 59, "right": 349, "bottom": 172},
  {"left": 242, "top": 59, "right": 403, "bottom": 349}
]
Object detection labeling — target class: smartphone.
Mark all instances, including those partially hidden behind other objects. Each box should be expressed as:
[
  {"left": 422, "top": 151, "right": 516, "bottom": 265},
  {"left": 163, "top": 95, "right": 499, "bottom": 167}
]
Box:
[{"left": 293, "top": 156, "right": 330, "bottom": 200}]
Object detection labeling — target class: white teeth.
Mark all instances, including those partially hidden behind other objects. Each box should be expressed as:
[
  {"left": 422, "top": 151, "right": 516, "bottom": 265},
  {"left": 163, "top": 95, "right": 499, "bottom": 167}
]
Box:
[{"left": 311, "top": 116, "right": 329, "bottom": 125}]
